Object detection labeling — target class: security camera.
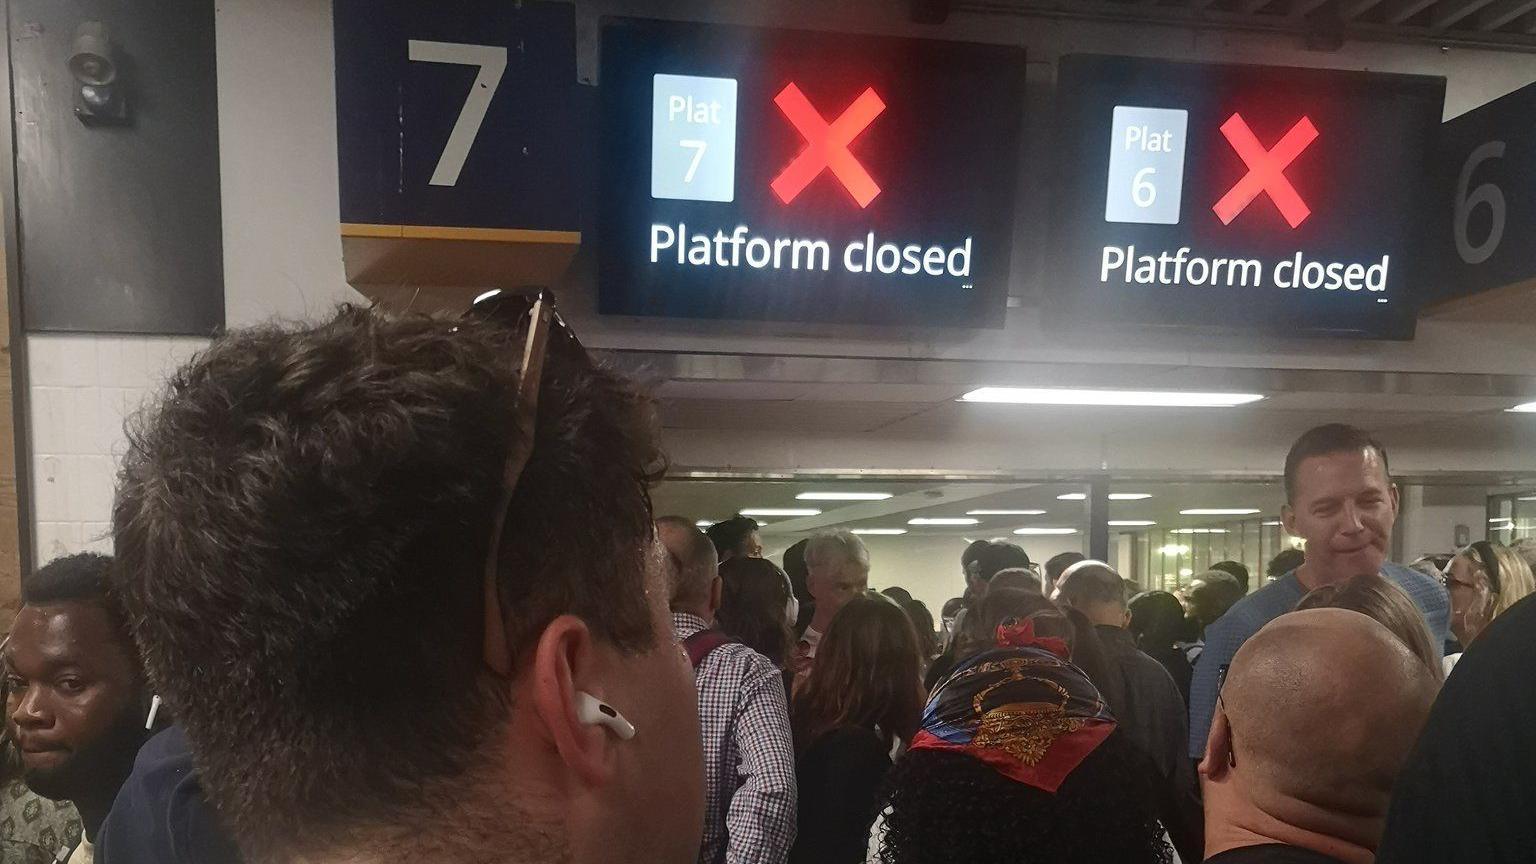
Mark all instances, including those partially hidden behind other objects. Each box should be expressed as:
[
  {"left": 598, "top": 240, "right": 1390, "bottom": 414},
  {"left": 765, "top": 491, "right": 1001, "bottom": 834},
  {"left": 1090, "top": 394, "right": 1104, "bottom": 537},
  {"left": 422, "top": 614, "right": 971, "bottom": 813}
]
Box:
[{"left": 69, "top": 21, "right": 128, "bottom": 125}]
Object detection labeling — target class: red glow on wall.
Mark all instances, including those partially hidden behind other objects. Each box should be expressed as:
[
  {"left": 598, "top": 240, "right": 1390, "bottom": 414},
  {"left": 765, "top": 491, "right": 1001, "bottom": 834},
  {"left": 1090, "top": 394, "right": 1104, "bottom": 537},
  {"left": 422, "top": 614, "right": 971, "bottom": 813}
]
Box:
[
  {"left": 771, "top": 83, "right": 886, "bottom": 208},
  {"left": 1213, "top": 113, "right": 1318, "bottom": 229}
]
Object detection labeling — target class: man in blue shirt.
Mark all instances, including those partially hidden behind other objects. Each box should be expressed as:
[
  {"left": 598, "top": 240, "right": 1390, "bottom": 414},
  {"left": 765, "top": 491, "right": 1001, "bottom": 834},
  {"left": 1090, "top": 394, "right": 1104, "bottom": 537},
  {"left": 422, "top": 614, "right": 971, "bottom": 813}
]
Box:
[{"left": 1188, "top": 423, "right": 1450, "bottom": 759}]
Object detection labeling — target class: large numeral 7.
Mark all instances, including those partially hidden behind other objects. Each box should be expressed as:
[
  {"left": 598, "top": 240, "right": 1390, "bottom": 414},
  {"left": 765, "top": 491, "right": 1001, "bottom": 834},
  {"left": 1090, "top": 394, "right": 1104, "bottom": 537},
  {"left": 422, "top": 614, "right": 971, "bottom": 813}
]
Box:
[{"left": 407, "top": 40, "right": 507, "bottom": 187}]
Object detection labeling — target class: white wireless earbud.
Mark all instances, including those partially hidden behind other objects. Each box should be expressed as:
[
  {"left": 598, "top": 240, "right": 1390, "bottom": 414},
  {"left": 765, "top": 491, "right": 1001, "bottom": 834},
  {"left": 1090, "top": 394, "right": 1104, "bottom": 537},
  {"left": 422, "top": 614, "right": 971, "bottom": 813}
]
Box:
[
  {"left": 144, "top": 694, "right": 162, "bottom": 730},
  {"left": 575, "top": 690, "right": 636, "bottom": 741}
]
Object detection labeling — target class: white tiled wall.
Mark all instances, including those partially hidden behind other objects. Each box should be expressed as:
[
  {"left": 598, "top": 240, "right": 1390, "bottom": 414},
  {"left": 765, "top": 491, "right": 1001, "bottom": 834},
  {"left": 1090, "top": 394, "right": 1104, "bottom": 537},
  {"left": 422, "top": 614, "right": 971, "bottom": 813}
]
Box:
[{"left": 26, "top": 334, "right": 211, "bottom": 563}]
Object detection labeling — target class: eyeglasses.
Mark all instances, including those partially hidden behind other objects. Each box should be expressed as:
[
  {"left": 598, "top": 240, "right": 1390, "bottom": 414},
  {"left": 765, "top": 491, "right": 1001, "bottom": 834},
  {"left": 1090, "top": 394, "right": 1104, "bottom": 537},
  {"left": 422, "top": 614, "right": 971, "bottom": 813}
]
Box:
[
  {"left": 1447, "top": 541, "right": 1503, "bottom": 598},
  {"left": 465, "top": 289, "right": 587, "bottom": 678}
]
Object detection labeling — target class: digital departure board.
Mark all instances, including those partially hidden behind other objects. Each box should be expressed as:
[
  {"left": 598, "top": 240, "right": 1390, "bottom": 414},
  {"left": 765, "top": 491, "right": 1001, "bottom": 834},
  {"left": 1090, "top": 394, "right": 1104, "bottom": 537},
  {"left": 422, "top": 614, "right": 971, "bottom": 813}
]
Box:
[
  {"left": 597, "top": 19, "right": 1026, "bottom": 327},
  {"left": 1049, "top": 55, "right": 1445, "bottom": 340}
]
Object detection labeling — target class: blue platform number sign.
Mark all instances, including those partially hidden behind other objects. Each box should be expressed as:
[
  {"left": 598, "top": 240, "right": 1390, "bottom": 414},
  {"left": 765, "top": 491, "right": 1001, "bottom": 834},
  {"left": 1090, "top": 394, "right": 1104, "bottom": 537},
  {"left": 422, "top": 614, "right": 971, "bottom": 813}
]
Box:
[
  {"left": 650, "top": 73, "right": 738, "bottom": 202},
  {"left": 332, "top": 0, "right": 583, "bottom": 232}
]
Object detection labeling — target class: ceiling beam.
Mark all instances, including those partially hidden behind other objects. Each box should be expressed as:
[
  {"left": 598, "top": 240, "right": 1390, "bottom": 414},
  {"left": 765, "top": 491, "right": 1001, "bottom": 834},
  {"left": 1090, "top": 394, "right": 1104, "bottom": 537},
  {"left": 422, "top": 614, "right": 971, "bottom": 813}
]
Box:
[
  {"left": 1435, "top": 0, "right": 1500, "bottom": 27},
  {"left": 1474, "top": 0, "right": 1536, "bottom": 28},
  {"left": 1340, "top": 0, "right": 1389, "bottom": 18},
  {"left": 755, "top": 482, "right": 1045, "bottom": 535},
  {"left": 1291, "top": 0, "right": 1337, "bottom": 15},
  {"left": 1378, "top": 0, "right": 1440, "bottom": 23}
]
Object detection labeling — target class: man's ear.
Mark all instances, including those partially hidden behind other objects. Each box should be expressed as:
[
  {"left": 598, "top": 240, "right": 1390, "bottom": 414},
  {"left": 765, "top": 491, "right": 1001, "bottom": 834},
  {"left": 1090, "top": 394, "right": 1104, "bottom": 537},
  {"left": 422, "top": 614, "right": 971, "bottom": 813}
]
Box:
[
  {"left": 708, "top": 575, "right": 723, "bottom": 618},
  {"left": 527, "top": 614, "right": 617, "bottom": 787},
  {"left": 1389, "top": 482, "right": 1401, "bottom": 522},
  {"left": 1281, "top": 503, "right": 1298, "bottom": 541},
  {"left": 1199, "top": 705, "right": 1234, "bottom": 782}
]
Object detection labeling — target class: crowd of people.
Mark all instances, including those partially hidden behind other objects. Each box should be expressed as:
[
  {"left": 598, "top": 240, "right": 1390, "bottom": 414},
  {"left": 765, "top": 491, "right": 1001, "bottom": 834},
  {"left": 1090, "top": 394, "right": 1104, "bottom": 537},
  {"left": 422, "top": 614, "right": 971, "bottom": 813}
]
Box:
[{"left": 0, "top": 301, "right": 1534, "bottom": 863}]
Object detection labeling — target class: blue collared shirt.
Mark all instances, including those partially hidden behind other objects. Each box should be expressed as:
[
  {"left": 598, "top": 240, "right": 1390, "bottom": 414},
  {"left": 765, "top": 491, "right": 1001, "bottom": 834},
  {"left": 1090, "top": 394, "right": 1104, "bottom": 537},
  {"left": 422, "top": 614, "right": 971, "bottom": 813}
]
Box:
[{"left": 1187, "top": 562, "right": 1450, "bottom": 758}]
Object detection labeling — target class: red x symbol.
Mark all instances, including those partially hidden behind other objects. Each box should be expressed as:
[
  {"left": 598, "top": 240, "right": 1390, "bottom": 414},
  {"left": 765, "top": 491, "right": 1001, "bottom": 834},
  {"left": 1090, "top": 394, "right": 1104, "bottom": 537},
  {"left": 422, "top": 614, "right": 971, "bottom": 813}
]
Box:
[
  {"left": 771, "top": 83, "right": 886, "bottom": 208},
  {"left": 1212, "top": 113, "right": 1318, "bottom": 229}
]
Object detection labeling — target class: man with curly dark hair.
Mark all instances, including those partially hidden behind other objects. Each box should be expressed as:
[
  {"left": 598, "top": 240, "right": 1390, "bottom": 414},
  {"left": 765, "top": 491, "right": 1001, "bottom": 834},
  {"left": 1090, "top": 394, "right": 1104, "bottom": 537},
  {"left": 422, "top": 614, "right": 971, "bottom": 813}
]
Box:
[{"left": 109, "top": 301, "right": 705, "bottom": 864}]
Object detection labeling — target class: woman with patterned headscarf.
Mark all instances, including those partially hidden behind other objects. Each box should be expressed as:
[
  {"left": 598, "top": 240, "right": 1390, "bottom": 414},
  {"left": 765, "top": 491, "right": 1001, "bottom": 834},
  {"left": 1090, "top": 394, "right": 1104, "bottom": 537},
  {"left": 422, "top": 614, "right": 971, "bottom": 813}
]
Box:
[{"left": 869, "top": 612, "right": 1174, "bottom": 864}]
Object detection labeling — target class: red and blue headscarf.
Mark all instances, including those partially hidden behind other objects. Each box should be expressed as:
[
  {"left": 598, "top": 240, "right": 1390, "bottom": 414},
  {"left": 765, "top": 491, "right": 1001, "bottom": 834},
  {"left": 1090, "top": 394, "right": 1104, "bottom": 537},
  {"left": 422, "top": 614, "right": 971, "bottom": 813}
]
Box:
[{"left": 908, "top": 617, "right": 1116, "bottom": 793}]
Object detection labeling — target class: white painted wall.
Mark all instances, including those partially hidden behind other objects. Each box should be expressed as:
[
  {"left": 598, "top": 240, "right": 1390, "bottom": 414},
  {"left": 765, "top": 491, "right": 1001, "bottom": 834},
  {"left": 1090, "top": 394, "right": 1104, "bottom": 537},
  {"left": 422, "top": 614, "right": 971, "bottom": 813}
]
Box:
[
  {"left": 1397, "top": 484, "right": 1489, "bottom": 560},
  {"left": 20, "top": 0, "right": 1536, "bottom": 559}
]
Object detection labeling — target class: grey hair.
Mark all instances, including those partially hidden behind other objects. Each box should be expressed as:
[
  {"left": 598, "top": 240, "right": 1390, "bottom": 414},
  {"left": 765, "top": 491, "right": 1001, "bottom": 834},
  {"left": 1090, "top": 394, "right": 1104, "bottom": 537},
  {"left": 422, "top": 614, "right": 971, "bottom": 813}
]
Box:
[{"left": 805, "top": 530, "right": 871, "bottom": 574}]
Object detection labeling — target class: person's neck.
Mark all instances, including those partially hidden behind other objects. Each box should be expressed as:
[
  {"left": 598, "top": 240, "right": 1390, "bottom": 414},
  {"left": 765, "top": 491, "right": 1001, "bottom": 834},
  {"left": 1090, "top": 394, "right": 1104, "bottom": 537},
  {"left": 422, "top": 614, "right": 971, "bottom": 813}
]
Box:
[
  {"left": 1294, "top": 561, "right": 1346, "bottom": 594},
  {"left": 671, "top": 604, "right": 714, "bottom": 626},
  {"left": 1206, "top": 789, "right": 1376, "bottom": 864},
  {"left": 809, "top": 607, "right": 837, "bottom": 636}
]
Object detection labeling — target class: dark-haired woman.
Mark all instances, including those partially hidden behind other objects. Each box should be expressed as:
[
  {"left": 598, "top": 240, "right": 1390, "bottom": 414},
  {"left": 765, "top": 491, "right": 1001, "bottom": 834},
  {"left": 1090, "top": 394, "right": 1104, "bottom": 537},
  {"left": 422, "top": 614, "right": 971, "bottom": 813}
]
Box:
[
  {"left": 1128, "top": 591, "right": 1194, "bottom": 706},
  {"left": 718, "top": 556, "right": 797, "bottom": 669},
  {"left": 790, "top": 593, "right": 925, "bottom": 864}
]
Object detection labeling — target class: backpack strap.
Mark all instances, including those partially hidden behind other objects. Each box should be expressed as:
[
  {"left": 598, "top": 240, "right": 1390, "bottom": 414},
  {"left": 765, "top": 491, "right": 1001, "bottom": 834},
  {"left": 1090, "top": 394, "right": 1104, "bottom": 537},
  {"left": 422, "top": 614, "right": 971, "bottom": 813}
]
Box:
[{"left": 683, "top": 628, "right": 737, "bottom": 669}]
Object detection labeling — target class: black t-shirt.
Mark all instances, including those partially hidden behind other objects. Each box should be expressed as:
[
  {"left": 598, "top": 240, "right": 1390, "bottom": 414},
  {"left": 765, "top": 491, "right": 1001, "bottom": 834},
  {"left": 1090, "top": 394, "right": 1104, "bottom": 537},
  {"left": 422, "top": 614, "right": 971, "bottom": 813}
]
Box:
[
  {"left": 790, "top": 726, "right": 892, "bottom": 864},
  {"left": 1204, "top": 844, "right": 1346, "bottom": 864}
]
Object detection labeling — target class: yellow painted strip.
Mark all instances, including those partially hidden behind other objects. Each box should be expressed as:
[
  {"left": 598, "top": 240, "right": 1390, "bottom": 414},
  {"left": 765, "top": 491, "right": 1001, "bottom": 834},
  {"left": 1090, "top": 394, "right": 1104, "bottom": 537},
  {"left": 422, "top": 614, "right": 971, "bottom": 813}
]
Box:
[{"left": 340, "top": 223, "right": 580, "bottom": 245}]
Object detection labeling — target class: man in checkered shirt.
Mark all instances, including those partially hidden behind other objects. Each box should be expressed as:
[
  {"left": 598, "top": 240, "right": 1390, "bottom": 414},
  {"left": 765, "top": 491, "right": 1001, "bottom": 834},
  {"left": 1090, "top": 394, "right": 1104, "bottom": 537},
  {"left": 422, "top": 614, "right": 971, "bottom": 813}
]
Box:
[{"left": 659, "top": 518, "right": 797, "bottom": 864}]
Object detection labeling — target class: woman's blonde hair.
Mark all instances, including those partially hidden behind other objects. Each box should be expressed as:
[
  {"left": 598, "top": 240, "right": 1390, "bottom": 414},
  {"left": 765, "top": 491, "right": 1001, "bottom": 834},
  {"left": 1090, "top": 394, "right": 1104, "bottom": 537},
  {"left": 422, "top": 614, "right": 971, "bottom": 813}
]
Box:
[{"left": 1453, "top": 540, "right": 1536, "bottom": 621}]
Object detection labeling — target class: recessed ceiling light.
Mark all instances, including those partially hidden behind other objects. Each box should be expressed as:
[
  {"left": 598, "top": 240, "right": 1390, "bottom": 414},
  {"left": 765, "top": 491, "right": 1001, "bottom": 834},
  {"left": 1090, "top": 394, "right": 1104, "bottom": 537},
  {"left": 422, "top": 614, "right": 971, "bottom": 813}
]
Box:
[
  {"left": 1108, "top": 520, "right": 1157, "bottom": 527},
  {"left": 739, "top": 508, "right": 821, "bottom": 517},
  {"left": 1170, "top": 528, "right": 1230, "bottom": 535},
  {"left": 1057, "top": 493, "right": 1087, "bottom": 501},
  {"left": 851, "top": 528, "right": 908, "bottom": 535},
  {"left": 908, "top": 517, "right": 980, "bottom": 526},
  {"left": 959, "top": 387, "right": 1265, "bottom": 408},
  {"left": 796, "top": 492, "right": 893, "bottom": 501},
  {"left": 1506, "top": 401, "right": 1536, "bottom": 412},
  {"left": 1179, "top": 508, "right": 1262, "bottom": 516},
  {"left": 1158, "top": 544, "right": 1190, "bottom": 555},
  {"left": 1109, "top": 493, "right": 1153, "bottom": 501},
  {"left": 966, "top": 509, "right": 1048, "bottom": 516},
  {"left": 1014, "top": 527, "right": 1078, "bottom": 535}
]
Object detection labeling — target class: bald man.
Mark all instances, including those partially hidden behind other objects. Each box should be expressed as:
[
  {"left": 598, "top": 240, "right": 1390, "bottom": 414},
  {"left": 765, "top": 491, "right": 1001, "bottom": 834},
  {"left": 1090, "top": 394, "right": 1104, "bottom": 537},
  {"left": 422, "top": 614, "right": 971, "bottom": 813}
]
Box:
[
  {"left": 657, "top": 517, "right": 796, "bottom": 864},
  {"left": 1199, "top": 608, "right": 1440, "bottom": 864}
]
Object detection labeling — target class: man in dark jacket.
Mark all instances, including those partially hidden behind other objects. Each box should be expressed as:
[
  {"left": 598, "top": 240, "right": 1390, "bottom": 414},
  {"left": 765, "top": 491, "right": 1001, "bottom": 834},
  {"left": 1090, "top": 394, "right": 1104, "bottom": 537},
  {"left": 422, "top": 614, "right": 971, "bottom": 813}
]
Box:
[{"left": 1055, "top": 560, "right": 1202, "bottom": 862}]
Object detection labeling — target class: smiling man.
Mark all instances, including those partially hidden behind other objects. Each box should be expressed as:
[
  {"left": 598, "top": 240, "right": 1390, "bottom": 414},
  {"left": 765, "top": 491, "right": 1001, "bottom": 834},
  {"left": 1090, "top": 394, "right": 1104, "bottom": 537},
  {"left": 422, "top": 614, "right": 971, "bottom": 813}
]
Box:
[
  {"left": 5, "top": 553, "right": 153, "bottom": 864},
  {"left": 1187, "top": 424, "right": 1449, "bottom": 760}
]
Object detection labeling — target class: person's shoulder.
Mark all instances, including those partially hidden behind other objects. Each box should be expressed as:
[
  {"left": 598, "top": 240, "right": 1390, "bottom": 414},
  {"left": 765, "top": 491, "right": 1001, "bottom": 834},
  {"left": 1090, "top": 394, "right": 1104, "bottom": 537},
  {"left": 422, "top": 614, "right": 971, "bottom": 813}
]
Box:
[
  {"left": 1381, "top": 561, "right": 1444, "bottom": 598},
  {"left": 1228, "top": 576, "right": 1303, "bottom": 623}
]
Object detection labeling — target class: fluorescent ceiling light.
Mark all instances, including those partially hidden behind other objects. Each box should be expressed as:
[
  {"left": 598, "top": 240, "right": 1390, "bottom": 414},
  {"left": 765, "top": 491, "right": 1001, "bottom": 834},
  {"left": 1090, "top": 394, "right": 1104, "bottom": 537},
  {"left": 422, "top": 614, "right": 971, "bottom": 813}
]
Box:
[
  {"left": 1262, "top": 520, "right": 1283, "bottom": 527},
  {"left": 1491, "top": 524, "right": 1515, "bottom": 531},
  {"left": 851, "top": 528, "right": 908, "bottom": 536},
  {"left": 966, "top": 509, "right": 1048, "bottom": 516},
  {"left": 472, "top": 288, "right": 502, "bottom": 305},
  {"left": 1158, "top": 544, "right": 1190, "bottom": 555},
  {"left": 1507, "top": 401, "right": 1536, "bottom": 413},
  {"left": 695, "top": 520, "right": 715, "bottom": 529},
  {"left": 1179, "top": 508, "right": 1262, "bottom": 516},
  {"left": 1110, "top": 493, "right": 1153, "bottom": 501},
  {"left": 1170, "top": 528, "right": 1229, "bottom": 535},
  {"left": 1108, "top": 520, "right": 1157, "bottom": 527},
  {"left": 1014, "top": 527, "right": 1078, "bottom": 535},
  {"left": 739, "top": 508, "right": 821, "bottom": 517},
  {"left": 1490, "top": 517, "right": 1514, "bottom": 524},
  {"left": 1057, "top": 493, "right": 1087, "bottom": 501},
  {"left": 1520, "top": 496, "right": 1536, "bottom": 502},
  {"left": 908, "top": 517, "right": 980, "bottom": 526},
  {"left": 796, "top": 492, "right": 893, "bottom": 501},
  {"left": 960, "top": 387, "right": 1265, "bottom": 408}
]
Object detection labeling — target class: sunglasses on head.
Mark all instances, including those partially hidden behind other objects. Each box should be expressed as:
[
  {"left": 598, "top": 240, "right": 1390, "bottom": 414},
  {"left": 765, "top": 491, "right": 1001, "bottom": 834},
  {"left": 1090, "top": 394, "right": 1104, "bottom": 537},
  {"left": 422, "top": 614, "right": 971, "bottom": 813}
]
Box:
[
  {"left": 463, "top": 289, "right": 589, "bottom": 678},
  {"left": 1458, "top": 540, "right": 1503, "bottom": 597}
]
